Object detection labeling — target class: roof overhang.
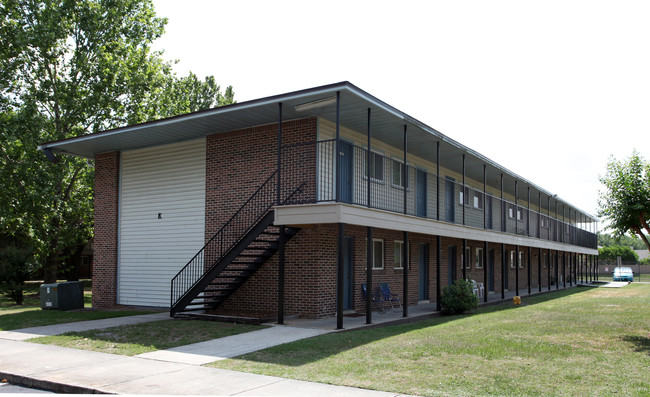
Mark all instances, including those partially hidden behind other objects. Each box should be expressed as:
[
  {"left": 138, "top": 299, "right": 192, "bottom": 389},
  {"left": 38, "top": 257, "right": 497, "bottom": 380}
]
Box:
[{"left": 38, "top": 81, "right": 598, "bottom": 223}]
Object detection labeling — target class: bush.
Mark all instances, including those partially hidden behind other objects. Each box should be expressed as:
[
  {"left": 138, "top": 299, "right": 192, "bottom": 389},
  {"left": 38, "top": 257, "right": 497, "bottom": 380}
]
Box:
[
  {"left": 0, "top": 245, "right": 36, "bottom": 305},
  {"left": 440, "top": 278, "right": 479, "bottom": 315}
]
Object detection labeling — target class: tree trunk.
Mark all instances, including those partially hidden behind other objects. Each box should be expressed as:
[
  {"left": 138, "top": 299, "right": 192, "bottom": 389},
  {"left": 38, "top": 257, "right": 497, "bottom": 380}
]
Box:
[
  {"left": 632, "top": 226, "right": 650, "bottom": 252},
  {"left": 43, "top": 256, "right": 58, "bottom": 283}
]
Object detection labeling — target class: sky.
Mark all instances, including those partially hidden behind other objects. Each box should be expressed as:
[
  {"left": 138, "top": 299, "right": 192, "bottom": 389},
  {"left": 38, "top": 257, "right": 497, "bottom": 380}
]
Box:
[{"left": 151, "top": 0, "right": 650, "bottom": 231}]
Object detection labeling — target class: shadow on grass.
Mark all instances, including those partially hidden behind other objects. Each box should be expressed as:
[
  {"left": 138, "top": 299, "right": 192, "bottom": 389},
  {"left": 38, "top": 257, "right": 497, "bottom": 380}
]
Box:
[
  {"left": 623, "top": 335, "right": 650, "bottom": 355},
  {"left": 231, "top": 286, "right": 593, "bottom": 367}
]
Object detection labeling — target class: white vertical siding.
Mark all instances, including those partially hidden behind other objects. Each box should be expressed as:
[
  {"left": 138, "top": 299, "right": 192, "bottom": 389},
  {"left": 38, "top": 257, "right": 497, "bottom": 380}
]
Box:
[{"left": 118, "top": 138, "right": 206, "bottom": 307}]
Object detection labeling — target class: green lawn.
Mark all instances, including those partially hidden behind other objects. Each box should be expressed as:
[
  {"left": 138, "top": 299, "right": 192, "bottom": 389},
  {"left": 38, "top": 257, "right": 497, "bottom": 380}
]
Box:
[
  {"left": 30, "top": 320, "right": 264, "bottom": 356},
  {"left": 0, "top": 280, "right": 155, "bottom": 331},
  {"left": 209, "top": 284, "right": 650, "bottom": 397}
]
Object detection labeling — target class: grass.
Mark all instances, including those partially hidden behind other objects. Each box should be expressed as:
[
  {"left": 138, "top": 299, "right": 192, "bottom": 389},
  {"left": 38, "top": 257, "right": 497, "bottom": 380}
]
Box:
[
  {"left": 209, "top": 284, "right": 650, "bottom": 397},
  {"left": 30, "top": 319, "right": 264, "bottom": 356},
  {"left": 0, "top": 280, "right": 155, "bottom": 331}
]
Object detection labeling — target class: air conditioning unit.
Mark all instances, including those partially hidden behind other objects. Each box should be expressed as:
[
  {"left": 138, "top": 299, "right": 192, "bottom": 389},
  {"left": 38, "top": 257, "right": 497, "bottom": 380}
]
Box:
[{"left": 40, "top": 281, "right": 84, "bottom": 310}]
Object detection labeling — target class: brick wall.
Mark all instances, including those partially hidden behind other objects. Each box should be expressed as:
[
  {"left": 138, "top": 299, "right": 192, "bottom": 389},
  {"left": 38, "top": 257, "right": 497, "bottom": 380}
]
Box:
[{"left": 93, "top": 152, "right": 120, "bottom": 308}]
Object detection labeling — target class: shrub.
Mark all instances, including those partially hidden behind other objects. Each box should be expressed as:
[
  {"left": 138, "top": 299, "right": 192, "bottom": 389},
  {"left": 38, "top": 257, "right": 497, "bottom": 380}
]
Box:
[
  {"left": 440, "top": 278, "right": 479, "bottom": 315},
  {"left": 0, "top": 245, "right": 36, "bottom": 305}
]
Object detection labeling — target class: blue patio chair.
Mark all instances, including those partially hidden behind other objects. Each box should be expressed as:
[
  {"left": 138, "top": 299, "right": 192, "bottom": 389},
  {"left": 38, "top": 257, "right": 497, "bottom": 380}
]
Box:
[
  {"left": 379, "top": 282, "right": 402, "bottom": 312},
  {"left": 362, "top": 283, "right": 386, "bottom": 314}
]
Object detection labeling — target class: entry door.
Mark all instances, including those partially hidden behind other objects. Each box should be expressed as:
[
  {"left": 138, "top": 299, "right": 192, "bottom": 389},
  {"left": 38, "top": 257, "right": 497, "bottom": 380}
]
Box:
[
  {"left": 448, "top": 246, "right": 457, "bottom": 285},
  {"left": 445, "top": 177, "right": 455, "bottom": 222},
  {"left": 416, "top": 169, "right": 427, "bottom": 217},
  {"left": 419, "top": 243, "right": 429, "bottom": 300},
  {"left": 504, "top": 250, "right": 509, "bottom": 290},
  {"left": 338, "top": 141, "right": 353, "bottom": 203},
  {"left": 485, "top": 195, "right": 493, "bottom": 229},
  {"left": 488, "top": 249, "right": 495, "bottom": 291},
  {"left": 342, "top": 236, "right": 354, "bottom": 310}
]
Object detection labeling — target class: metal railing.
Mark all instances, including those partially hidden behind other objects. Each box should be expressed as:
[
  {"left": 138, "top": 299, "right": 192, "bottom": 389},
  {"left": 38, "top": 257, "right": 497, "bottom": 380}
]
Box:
[{"left": 279, "top": 140, "right": 597, "bottom": 249}]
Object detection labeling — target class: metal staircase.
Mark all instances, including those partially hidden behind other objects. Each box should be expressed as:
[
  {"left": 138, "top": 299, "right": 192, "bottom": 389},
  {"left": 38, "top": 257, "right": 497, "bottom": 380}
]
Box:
[{"left": 170, "top": 171, "right": 304, "bottom": 317}]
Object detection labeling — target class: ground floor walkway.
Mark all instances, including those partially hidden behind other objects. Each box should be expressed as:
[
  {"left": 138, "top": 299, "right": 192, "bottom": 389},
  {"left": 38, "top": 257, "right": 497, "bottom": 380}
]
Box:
[{"left": 0, "top": 282, "right": 618, "bottom": 395}]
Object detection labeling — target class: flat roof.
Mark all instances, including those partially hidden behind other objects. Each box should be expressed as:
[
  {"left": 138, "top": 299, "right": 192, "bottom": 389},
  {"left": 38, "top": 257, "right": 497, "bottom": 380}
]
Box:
[{"left": 39, "top": 81, "right": 598, "bottom": 222}]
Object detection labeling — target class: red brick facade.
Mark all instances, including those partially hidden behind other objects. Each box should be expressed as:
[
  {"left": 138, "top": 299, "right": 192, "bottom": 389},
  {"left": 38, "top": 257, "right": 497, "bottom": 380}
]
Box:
[
  {"left": 93, "top": 152, "right": 120, "bottom": 308},
  {"left": 90, "top": 116, "right": 581, "bottom": 316}
]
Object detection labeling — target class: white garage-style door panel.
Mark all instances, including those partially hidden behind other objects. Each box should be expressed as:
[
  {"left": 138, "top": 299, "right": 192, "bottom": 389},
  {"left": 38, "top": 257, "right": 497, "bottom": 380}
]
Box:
[{"left": 118, "top": 138, "right": 206, "bottom": 307}]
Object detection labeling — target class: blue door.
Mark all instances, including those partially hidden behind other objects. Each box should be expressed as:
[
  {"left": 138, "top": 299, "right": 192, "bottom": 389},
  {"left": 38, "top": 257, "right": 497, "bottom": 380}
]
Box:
[
  {"left": 486, "top": 195, "right": 493, "bottom": 229},
  {"left": 419, "top": 243, "right": 429, "bottom": 300},
  {"left": 504, "top": 250, "right": 509, "bottom": 290},
  {"left": 448, "top": 246, "right": 457, "bottom": 285},
  {"left": 445, "top": 177, "right": 455, "bottom": 223},
  {"left": 338, "top": 141, "right": 353, "bottom": 203},
  {"left": 416, "top": 169, "right": 427, "bottom": 217}
]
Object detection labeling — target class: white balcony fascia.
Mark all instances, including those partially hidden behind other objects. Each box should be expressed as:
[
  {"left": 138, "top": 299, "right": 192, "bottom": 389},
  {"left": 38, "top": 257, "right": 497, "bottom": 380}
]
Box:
[{"left": 273, "top": 203, "right": 598, "bottom": 255}]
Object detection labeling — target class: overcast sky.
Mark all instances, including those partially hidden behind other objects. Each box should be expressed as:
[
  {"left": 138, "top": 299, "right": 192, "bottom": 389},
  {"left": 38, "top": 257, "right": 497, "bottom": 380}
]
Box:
[{"left": 152, "top": 0, "right": 650, "bottom": 231}]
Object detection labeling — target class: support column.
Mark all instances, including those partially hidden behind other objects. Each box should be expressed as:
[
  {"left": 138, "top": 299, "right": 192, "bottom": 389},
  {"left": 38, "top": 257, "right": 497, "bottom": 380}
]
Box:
[
  {"left": 277, "top": 225, "right": 285, "bottom": 324},
  {"left": 366, "top": 226, "right": 373, "bottom": 325},
  {"left": 403, "top": 125, "right": 408, "bottom": 215},
  {"left": 500, "top": 174, "right": 505, "bottom": 232},
  {"left": 403, "top": 231, "right": 409, "bottom": 317},
  {"left": 515, "top": 180, "right": 518, "bottom": 235},
  {"left": 277, "top": 102, "right": 282, "bottom": 205},
  {"left": 436, "top": 235, "right": 441, "bottom": 311},
  {"left": 335, "top": 91, "right": 341, "bottom": 203},
  {"left": 436, "top": 142, "right": 440, "bottom": 221},
  {"left": 336, "top": 222, "right": 344, "bottom": 330},
  {"left": 367, "top": 108, "right": 371, "bottom": 208}
]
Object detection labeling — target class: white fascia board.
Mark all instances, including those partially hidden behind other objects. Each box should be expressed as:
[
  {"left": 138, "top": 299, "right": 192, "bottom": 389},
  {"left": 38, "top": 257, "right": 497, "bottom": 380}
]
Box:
[{"left": 274, "top": 203, "right": 598, "bottom": 255}]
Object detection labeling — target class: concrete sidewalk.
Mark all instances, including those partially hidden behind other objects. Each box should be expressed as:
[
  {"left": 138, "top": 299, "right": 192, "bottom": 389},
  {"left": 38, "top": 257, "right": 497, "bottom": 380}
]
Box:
[
  {"left": 0, "top": 338, "right": 409, "bottom": 396},
  {"left": 137, "top": 325, "right": 330, "bottom": 365},
  {"left": 0, "top": 312, "right": 170, "bottom": 341}
]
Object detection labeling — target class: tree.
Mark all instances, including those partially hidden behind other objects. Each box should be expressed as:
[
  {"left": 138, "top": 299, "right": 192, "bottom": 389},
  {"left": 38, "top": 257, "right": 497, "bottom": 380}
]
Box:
[
  {"left": 598, "top": 151, "right": 650, "bottom": 252},
  {"left": 598, "top": 246, "right": 639, "bottom": 263},
  {"left": 0, "top": 0, "right": 234, "bottom": 283},
  {"left": 597, "top": 232, "right": 648, "bottom": 250}
]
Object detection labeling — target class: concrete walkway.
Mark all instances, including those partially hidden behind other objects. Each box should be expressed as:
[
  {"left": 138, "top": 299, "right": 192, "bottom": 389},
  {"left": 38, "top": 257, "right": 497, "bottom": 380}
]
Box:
[
  {"left": 136, "top": 325, "right": 330, "bottom": 365},
  {"left": 0, "top": 312, "right": 170, "bottom": 341},
  {"left": 0, "top": 338, "right": 409, "bottom": 396}
]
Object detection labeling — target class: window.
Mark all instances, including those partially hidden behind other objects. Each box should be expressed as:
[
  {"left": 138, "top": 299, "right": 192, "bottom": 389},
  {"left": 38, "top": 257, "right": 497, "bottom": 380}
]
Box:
[
  {"left": 541, "top": 216, "right": 548, "bottom": 228},
  {"left": 508, "top": 205, "right": 515, "bottom": 219},
  {"left": 510, "top": 251, "right": 516, "bottom": 268},
  {"left": 518, "top": 251, "right": 524, "bottom": 268},
  {"left": 542, "top": 252, "right": 547, "bottom": 268},
  {"left": 391, "top": 159, "right": 407, "bottom": 188},
  {"left": 372, "top": 239, "right": 384, "bottom": 269},
  {"left": 364, "top": 152, "right": 384, "bottom": 181},
  {"left": 394, "top": 240, "right": 405, "bottom": 269},
  {"left": 517, "top": 208, "right": 524, "bottom": 221},
  {"left": 459, "top": 186, "right": 470, "bottom": 206},
  {"left": 475, "top": 248, "right": 484, "bottom": 269},
  {"left": 465, "top": 246, "right": 471, "bottom": 269},
  {"left": 473, "top": 192, "right": 484, "bottom": 210}
]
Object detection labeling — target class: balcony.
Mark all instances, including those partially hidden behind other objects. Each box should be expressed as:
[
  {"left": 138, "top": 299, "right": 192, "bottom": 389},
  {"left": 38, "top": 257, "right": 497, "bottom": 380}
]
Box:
[{"left": 279, "top": 139, "right": 597, "bottom": 250}]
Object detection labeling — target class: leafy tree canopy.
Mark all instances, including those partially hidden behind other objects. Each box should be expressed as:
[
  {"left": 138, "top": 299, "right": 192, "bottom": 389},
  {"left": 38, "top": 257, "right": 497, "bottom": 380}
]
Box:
[
  {"left": 598, "top": 151, "right": 650, "bottom": 252},
  {"left": 598, "top": 245, "right": 639, "bottom": 263},
  {"left": 597, "top": 232, "right": 648, "bottom": 250},
  {"left": 0, "top": 0, "right": 234, "bottom": 283}
]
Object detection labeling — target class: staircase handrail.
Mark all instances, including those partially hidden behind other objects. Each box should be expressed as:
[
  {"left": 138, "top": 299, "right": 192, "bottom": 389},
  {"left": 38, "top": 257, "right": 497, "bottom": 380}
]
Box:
[{"left": 170, "top": 170, "right": 305, "bottom": 309}]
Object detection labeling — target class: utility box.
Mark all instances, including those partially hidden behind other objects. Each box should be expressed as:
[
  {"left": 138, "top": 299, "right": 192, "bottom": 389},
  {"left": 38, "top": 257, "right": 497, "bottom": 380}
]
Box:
[{"left": 40, "top": 281, "right": 84, "bottom": 310}]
